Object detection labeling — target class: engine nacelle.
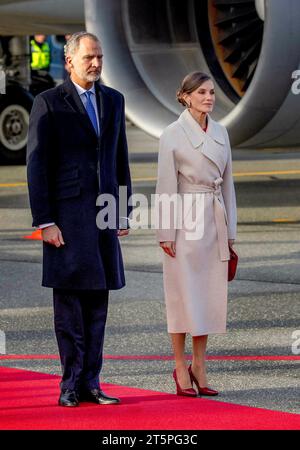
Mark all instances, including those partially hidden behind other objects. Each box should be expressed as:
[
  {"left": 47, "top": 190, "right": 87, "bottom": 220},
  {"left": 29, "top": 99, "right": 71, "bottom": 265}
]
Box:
[{"left": 85, "top": 0, "right": 300, "bottom": 148}]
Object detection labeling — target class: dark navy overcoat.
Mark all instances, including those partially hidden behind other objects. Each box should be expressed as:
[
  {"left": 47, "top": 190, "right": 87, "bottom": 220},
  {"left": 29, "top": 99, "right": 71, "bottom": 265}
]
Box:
[{"left": 27, "top": 77, "right": 132, "bottom": 290}]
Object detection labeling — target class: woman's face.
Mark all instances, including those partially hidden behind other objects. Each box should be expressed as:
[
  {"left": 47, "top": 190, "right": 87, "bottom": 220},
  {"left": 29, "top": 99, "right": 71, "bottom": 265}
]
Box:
[{"left": 184, "top": 79, "right": 215, "bottom": 114}]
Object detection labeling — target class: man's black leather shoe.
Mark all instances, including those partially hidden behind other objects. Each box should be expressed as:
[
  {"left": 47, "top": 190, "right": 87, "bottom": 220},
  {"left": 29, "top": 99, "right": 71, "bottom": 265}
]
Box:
[
  {"left": 58, "top": 389, "right": 79, "bottom": 407},
  {"left": 80, "top": 389, "right": 120, "bottom": 405}
]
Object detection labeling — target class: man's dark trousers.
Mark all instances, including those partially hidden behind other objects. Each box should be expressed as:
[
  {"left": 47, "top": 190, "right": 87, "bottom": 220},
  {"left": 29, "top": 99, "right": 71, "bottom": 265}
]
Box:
[{"left": 53, "top": 288, "right": 109, "bottom": 393}]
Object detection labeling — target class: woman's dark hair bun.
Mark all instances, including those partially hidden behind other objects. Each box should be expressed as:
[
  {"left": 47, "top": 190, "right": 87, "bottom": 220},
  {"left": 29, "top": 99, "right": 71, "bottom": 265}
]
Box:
[{"left": 176, "top": 89, "right": 187, "bottom": 106}]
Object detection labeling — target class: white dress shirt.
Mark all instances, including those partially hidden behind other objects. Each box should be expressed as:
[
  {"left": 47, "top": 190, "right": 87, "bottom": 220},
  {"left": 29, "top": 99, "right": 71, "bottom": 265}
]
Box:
[{"left": 72, "top": 80, "right": 100, "bottom": 135}]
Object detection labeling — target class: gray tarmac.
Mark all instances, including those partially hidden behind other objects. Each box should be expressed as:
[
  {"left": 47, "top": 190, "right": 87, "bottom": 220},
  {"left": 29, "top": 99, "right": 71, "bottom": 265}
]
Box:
[{"left": 0, "top": 124, "right": 299, "bottom": 416}]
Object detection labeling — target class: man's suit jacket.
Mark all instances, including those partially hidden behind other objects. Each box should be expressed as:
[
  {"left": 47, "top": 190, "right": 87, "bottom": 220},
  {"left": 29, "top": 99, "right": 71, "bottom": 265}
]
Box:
[{"left": 27, "top": 76, "right": 132, "bottom": 290}]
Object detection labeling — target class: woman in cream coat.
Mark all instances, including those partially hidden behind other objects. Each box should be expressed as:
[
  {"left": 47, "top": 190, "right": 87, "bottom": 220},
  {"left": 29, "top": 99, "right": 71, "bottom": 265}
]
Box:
[{"left": 156, "top": 72, "right": 237, "bottom": 397}]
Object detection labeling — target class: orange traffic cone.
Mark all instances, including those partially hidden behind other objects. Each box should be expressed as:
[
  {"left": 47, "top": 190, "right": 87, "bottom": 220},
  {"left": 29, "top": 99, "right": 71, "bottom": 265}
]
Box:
[{"left": 23, "top": 229, "right": 42, "bottom": 240}]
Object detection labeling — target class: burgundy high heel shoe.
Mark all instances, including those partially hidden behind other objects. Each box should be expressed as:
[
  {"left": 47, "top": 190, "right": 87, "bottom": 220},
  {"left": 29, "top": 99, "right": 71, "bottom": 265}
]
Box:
[
  {"left": 188, "top": 365, "right": 219, "bottom": 396},
  {"left": 173, "top": 369, "right": 197, "bottom": 397}
]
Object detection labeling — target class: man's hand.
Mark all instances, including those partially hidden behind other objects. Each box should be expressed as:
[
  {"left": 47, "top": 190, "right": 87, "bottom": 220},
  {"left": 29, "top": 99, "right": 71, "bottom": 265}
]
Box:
[
  {"left": 117, "top": 229, "right": 129, "bottom": 237},
  {"left": 41, "top": 225, "right": 65, "bottom": 247},
  {"left": 159, "top": 241, "right": 176, "bottom": 257},
  {"left": 228, "top": 239, "right": 235, "bottom": 247}
]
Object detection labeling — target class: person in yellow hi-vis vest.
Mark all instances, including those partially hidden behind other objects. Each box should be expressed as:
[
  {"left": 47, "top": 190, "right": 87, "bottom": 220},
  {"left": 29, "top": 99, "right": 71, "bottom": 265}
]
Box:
[
  {"left": 30, "top": 35, "right": 51, "bottom": 71},
  {"left": 30, "top": 34, "right": 55, "bottom": 96}
]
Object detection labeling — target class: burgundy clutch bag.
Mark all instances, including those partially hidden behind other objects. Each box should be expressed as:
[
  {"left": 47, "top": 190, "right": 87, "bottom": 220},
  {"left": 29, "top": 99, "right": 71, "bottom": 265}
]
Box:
[{"left": 228, "top": 246, "right": 238, "bottom": 282}]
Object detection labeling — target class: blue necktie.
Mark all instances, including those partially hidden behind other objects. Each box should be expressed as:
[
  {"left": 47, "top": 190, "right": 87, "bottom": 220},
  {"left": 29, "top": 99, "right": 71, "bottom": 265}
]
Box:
[{"left": 84, "top": 91, "right": 99, "bottom": 135}]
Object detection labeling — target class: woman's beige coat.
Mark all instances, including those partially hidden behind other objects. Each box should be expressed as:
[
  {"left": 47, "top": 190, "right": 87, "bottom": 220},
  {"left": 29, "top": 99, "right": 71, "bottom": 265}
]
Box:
[{"left": 156, "top": 109, "right": 237, "bottom": 336}]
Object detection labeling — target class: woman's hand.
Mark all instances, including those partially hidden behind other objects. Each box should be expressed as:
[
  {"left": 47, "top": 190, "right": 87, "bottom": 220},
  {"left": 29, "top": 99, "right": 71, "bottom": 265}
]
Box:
[
  {"left": 228, "top": 239, "right": 235, "bottom": 247},
  {"left": 117, "top": 229, "right": 129, "bottom": 237},
  {"left": 159, "top": 241, "right": 176, "bottom": 257}
]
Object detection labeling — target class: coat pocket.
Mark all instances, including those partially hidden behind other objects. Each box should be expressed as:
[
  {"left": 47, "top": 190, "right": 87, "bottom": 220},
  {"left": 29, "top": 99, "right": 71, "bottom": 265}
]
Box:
[{"left": 56, "top": 166, "right": 79, "bottom": 182}]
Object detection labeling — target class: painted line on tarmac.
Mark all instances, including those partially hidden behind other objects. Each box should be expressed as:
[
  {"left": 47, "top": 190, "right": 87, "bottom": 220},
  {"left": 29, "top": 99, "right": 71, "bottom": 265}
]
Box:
[
  {"left": 128, "top": 169, "right": 300, "bottom": 182},
  {"left": 272, "top": 218, "right": 298, "bottom": 223},
  {"left": 234, "top": 169, "right": 300, "bottom": 177},
  {"left": 0, "top": 182, "right": 27, "bottom": 187},
  {"left": 1, "top": 169, "right": 300, "bottom": 187},
  {"left": 0, "top": 354, "right": 299, "bottom": 361}
]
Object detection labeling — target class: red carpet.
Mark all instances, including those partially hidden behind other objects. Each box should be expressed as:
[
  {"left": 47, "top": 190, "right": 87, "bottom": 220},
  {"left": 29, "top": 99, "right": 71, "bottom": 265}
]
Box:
[
  {"left": 0, "top": 367, "right": 299, "bottom": 430},
  {"left": 1, "top": 354, "right": 299, "bottom": 361}
]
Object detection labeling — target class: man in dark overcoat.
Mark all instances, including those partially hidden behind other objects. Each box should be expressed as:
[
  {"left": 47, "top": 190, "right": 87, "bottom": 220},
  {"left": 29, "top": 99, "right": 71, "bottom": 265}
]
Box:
[{"left": 27, "top": 31, "right": 132, "bottom": 407}]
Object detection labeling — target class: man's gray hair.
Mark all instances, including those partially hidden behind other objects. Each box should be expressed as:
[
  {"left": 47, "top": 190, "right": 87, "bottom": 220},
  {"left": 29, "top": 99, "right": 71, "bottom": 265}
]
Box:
[{"left": 64, "top": 31, "right": 100, "bottom": 57}]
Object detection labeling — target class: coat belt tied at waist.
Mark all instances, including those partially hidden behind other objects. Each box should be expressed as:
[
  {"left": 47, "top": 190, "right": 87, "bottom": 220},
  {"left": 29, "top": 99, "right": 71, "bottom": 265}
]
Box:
[{"left": 178, "top": 178, "right": 230, "bottom": 261}]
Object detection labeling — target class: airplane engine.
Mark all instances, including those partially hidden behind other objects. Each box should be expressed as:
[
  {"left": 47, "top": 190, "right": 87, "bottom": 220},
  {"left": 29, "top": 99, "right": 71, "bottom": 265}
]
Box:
[{"left": 85, "top": 0, "right": 300, "bottom": 148}]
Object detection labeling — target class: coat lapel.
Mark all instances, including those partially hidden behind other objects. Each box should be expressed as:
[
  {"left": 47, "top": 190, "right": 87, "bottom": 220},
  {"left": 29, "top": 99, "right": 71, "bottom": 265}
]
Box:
[
  {"left": 61, "top": 77, "right": 110, "bottom": 141},
  {"left": 61, "top": 77, "right": 97, "bottom": 138},
  {"left": 95, "top": 83, "right": 112, "bottom": 138},
  {"left": 178, "top": 109, "right": 227, "bottom": 174}
]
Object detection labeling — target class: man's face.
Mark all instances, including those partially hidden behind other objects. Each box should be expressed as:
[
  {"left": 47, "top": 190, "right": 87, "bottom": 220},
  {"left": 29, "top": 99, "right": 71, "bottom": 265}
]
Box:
[
  {"left": 34, "top": 35, "right": 46, "bottom": 44},
  {"left": 69, "top": 37, "right": 103, "bottom": 83}
]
